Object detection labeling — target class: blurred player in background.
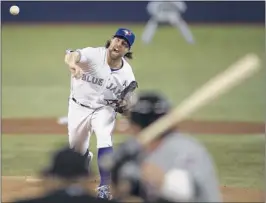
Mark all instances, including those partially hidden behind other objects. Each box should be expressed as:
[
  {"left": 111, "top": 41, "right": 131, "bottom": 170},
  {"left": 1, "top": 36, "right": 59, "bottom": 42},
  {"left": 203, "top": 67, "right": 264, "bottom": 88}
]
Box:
[
  {"left": 142, "top": 1, "right": 195, "bottom": 44},
  {"left": 12, "top": 147, "right": 116, "bottom": 203},
  {"left": 64, "top": 28, "right": 137, "bottom": 200},
  {"left": 108, "top": 91, "right": 222, "bottom": 202}
]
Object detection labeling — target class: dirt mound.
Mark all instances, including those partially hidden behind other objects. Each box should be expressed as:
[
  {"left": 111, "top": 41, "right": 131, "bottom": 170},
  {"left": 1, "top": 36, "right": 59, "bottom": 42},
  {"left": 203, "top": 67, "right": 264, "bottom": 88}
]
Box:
[{"left": 2, "top": 118, "right": 265, "bottom": 135}]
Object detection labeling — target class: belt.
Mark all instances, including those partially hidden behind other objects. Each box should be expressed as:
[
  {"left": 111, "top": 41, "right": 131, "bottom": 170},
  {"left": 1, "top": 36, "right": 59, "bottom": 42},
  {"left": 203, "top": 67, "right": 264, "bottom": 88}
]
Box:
[{"left": 71, "top": 98, "right": 91, "bottom": 108}]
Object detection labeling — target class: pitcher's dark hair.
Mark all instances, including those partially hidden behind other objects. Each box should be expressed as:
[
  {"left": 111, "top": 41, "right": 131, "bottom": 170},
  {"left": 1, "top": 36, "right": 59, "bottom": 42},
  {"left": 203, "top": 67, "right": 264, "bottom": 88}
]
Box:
[{"left": 105, "top": 39, "right": 133, "bottom": 60}]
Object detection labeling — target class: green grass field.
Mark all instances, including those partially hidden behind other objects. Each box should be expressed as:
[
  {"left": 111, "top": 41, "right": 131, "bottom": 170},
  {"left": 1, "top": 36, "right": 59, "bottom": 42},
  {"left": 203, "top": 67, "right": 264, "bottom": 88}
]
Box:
[
  {"left": 2, "top": 24, "right": 265, "bottom": 121},
  {"left": 2, "top": 134, "right": 264, "bottom": 189},
  {"left": 2, "top": 24, "right": 265, "bottom": 190}
]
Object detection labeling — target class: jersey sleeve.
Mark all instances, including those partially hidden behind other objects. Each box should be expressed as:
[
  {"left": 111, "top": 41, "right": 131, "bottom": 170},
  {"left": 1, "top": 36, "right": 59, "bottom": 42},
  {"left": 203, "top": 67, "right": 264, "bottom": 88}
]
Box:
[
  {"left": 75, "top": 47, "right": 95, "bottom": 64},
  {"left": 125, "top": 65, "right": 136, "bottom": 85},
  {"left": 170, "top": 141, "right": 222, "bottom": 202},
  {"left": 160, "top": 169, "right": 194, "bottom": 202},
  {"left": 129, "top": 74, "right": 136, "bottom": 84}
]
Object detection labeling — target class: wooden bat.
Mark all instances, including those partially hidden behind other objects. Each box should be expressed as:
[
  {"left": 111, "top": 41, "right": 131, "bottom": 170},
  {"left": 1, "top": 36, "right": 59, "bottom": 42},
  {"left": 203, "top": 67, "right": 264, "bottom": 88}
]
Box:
[{"left": 137, "top": 53, "right": 261, "bottom": 146}]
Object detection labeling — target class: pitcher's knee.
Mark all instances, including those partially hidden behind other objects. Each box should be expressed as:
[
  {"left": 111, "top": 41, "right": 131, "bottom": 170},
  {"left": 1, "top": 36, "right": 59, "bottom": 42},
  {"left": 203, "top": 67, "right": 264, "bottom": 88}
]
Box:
[
  {"left": 68, "top": 130, "right": 89, "bottom": 153},
  {"left": 68, "top": 130, "right": 78, "bottom": 147}
]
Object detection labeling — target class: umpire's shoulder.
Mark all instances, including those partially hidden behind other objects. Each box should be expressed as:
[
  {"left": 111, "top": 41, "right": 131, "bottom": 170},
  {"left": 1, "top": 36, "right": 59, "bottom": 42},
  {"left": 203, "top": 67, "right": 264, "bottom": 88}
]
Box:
[{"left": 170, "top": 132, "right": 210, "bottom": 154}]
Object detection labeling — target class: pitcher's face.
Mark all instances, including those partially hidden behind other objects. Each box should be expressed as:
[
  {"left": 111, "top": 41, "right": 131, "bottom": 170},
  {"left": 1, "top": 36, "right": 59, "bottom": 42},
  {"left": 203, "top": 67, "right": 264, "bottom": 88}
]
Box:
[{"left": 108, "top": 37, "right": 129, "bottom": 60}]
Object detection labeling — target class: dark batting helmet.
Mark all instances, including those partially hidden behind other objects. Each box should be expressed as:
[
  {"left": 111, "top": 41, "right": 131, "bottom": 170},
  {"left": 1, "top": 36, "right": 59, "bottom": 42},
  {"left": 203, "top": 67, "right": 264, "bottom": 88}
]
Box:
[{"left": 129, "top": 91, "right": 171, "bottom": 128}]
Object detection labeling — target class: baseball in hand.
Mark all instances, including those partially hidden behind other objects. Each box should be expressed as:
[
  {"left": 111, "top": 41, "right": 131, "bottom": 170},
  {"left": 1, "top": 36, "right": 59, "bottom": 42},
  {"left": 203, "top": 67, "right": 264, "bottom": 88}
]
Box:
[{"left": 10, "top": 5, "right": 20, "bottom": 15}]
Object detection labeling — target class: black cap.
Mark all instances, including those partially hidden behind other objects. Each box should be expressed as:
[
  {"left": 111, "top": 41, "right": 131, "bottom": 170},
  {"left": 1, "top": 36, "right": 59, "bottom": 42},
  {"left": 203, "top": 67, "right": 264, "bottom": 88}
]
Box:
[
  {"left": 42, "top": 147, "right": 89, "bottom": 179},
  {"left": 129, "top": 91, "right": 171, "bottom": 128}
]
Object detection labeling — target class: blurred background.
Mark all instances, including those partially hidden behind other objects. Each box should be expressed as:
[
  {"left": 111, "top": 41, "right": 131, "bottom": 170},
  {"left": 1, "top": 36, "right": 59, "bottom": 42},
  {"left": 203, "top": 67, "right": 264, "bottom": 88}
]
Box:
[
  {"left": 2, "top": 1, "right": 265, "bottom": 120},
  {"left": 1, "top": 1, "right": 265, "bottom": 202}
]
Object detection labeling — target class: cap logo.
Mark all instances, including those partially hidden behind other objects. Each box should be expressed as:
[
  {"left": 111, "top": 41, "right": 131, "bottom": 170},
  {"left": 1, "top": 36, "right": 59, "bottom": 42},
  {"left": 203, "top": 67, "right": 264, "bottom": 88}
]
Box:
[{"left": 123, "top": 29, "right": 132, "bottom": 36}]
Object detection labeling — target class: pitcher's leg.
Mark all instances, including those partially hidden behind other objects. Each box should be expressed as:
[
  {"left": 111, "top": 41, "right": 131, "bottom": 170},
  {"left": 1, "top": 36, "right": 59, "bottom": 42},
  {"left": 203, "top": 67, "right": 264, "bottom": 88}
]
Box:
[
  {"left": 67, "top": 99, "right": 92, "bottom": 155},
  {"left": 91, "top": 107, "right": 116, "bottom": 199},
  {"left": 98, "top": 147, "right": 113, "bottom": 184}
]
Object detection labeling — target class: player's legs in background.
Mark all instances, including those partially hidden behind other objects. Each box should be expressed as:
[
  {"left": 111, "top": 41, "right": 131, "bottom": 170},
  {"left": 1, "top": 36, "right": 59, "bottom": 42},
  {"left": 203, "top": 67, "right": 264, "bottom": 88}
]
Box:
[
  {"left": 141, "top": 17, "right": 159, "bottom": 44},
  {"left": 91, "top": 106, "right": 116, "bottom": 199},
  {"left": 67, "top": 99, "right": 93, "bottom": 160},
  {"left": 170, "top": 14, "right": 195, "bottom": 44}
]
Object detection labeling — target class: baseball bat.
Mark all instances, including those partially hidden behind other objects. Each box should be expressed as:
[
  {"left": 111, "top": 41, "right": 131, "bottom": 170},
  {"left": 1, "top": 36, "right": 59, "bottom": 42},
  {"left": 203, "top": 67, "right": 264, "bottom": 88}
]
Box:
[{"left": 137, "top": 53, "right": 261, "bottom": 145}]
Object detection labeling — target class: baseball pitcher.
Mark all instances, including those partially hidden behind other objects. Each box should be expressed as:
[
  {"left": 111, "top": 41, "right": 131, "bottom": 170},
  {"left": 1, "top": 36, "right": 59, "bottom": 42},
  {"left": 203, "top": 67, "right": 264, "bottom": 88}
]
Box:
[
  {"left": 64, "top": 28, "right": 137, "bottom": 200},
  {"left": 142, "top": 1, "right": 195, "bottom": 44},
  {"left": 108, "top": 91, "right": 222, "bottom": 202}
]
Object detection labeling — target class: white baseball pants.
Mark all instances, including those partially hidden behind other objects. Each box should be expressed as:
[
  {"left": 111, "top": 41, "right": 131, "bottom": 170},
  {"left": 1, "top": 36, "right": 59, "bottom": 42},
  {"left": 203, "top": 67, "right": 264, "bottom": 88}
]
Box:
[{"left": 67, "top": 98, "right": 116, "bottom": 154}]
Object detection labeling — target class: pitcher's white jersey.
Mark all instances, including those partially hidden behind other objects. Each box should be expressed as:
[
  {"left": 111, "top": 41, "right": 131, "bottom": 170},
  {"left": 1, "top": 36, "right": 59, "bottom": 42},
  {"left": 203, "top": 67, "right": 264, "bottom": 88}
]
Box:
[
  {"left": 70, "top": 46, "right": 135, "bottom": 109},
  {"left": 104, "top": 59, "right": 135, "bottom": 101}
]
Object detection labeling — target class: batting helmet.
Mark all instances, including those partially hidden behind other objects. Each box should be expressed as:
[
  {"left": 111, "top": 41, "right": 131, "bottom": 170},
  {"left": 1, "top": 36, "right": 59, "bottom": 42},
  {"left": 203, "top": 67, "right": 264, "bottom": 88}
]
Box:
[{"left": 129, "top": 91, "right": 171, "bottom": 128}]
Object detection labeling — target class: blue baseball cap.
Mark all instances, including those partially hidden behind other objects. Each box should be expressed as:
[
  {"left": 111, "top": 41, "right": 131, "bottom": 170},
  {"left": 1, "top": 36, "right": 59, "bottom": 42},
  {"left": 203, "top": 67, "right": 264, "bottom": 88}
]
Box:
[{"left": 114, "top": 28, "right": 135, "bottom": 48}]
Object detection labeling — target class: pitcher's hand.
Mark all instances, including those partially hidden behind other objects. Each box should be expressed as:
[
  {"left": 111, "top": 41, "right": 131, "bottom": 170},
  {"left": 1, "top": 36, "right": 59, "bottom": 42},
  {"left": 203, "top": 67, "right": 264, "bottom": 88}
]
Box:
[{"left": 64, "top": 50, "right": 84, "bottom": 79}]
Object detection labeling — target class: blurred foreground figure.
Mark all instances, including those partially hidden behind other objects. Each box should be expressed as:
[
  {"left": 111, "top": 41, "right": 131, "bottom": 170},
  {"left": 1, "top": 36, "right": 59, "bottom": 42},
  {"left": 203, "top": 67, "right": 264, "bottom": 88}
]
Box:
[
  {"left": 109, "top": 91, "right": 222, "bottom": 202},
  {"left": 142, "top": 1, "right": 195, "bottom": 44},
  {"left": 12, "top": 147, "right": 116, "bottom": 203}
]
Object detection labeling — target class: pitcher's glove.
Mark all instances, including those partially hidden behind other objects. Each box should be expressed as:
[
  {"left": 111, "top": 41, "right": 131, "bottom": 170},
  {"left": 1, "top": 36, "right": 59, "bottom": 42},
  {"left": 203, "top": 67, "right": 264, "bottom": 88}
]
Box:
[
  {"left": 115, "top": 100, "right": 130, "bottom": 114},
  {"left": 116, "top": 81, "right": 138, "bottom": 114},
  {"left": 104, "top": 81, "right": 138, "bottom": 115}
]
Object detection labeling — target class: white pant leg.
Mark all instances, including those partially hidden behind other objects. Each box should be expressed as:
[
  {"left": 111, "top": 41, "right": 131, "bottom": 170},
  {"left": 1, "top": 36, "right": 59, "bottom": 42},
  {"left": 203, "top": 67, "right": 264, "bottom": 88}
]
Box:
[
  {"left": 67, "top": 99, "right": 93, "bottom": 154},
  {"left": 91, "top": 106, "right": 116, "bottom": 148}
]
